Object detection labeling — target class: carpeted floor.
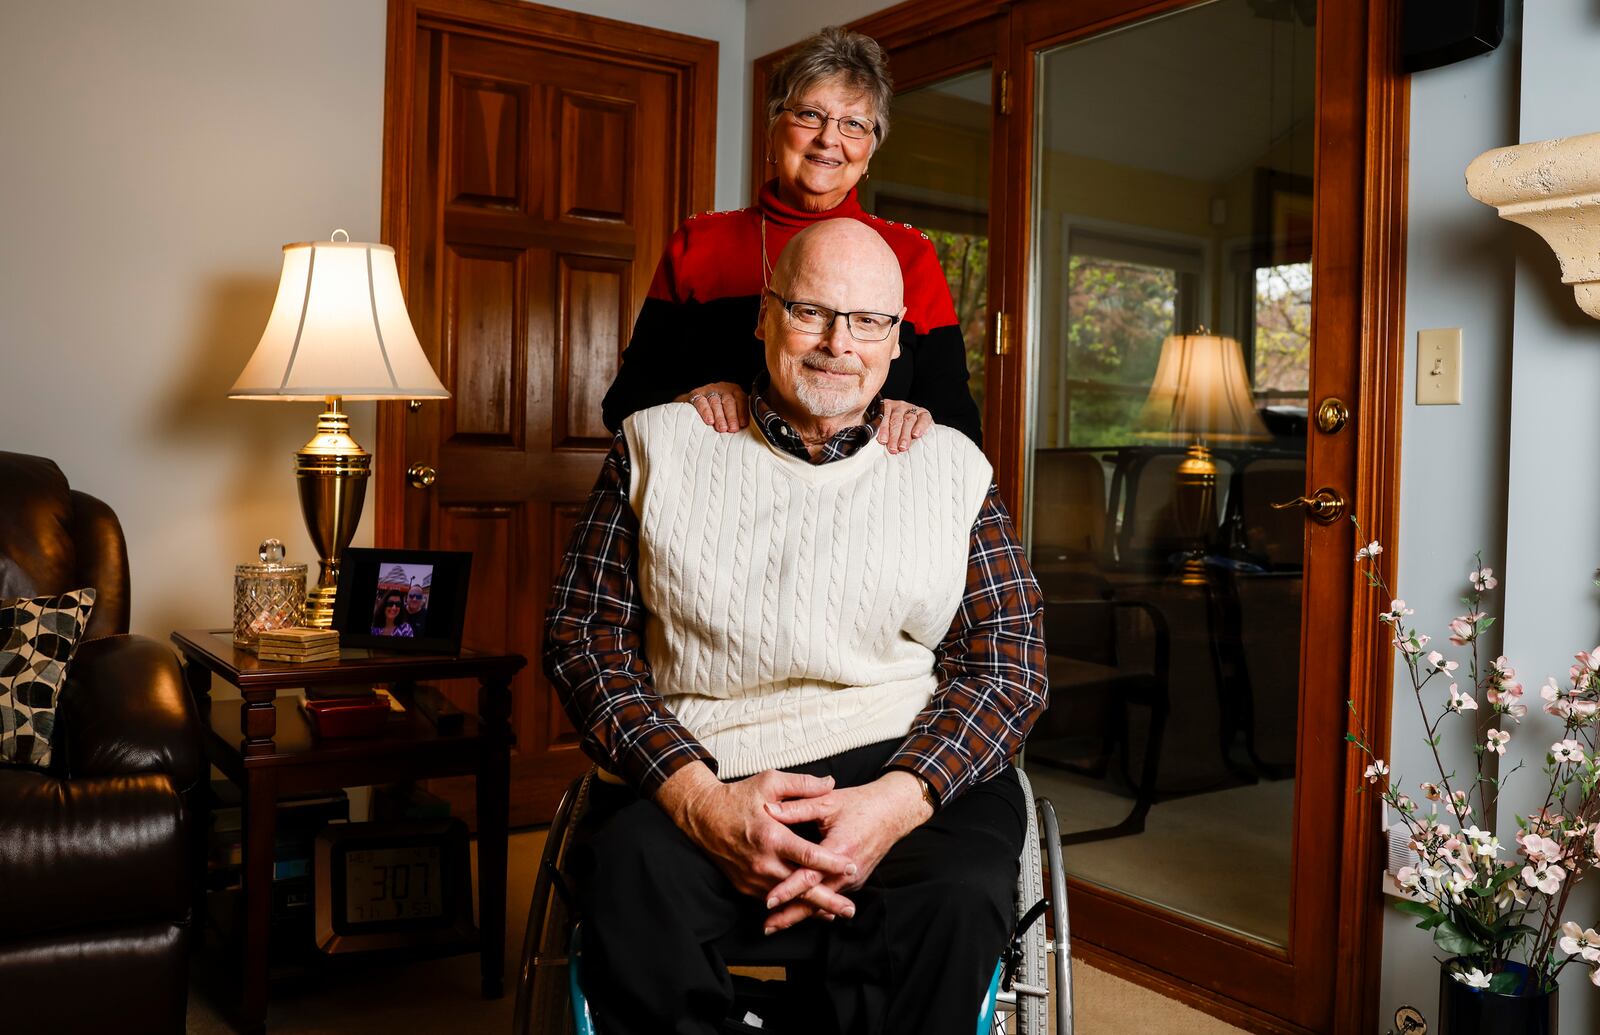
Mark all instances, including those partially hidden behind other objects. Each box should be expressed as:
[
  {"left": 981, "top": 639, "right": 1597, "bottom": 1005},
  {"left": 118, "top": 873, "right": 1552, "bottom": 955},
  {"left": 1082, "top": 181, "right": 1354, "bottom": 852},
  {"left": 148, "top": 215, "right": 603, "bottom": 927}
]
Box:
[{"left": 186, "top": 827, "right": 1248, "bottom": 1034}]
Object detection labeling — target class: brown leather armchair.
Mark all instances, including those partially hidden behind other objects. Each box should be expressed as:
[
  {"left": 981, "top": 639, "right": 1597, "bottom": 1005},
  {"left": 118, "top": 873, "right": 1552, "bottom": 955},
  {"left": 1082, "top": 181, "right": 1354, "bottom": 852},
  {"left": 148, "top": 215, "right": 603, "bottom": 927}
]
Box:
[{"left": 0, "top": 452, "right": 203, "bottom": 1034}]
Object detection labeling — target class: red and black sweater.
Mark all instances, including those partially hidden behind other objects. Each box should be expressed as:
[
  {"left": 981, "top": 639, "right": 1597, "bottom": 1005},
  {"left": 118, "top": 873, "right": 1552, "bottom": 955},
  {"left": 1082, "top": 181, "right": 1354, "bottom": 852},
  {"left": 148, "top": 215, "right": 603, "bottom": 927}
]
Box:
[{"left": 601, "top": 181, "right": 983, "bottom": 445}]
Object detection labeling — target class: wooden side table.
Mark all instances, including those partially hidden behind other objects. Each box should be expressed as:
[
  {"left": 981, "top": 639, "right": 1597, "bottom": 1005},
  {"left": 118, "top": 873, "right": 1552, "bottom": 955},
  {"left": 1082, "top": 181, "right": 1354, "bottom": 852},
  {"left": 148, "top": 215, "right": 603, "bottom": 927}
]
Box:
[{"left": 172, "top": 630, "right": 525, "bottom": 1035}]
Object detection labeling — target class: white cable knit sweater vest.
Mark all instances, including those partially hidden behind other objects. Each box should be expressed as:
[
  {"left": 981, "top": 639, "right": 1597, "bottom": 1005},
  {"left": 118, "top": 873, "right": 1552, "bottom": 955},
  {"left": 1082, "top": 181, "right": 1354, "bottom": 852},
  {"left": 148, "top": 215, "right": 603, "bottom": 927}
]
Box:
[{"left": 623, "top": 403, "right": 993, "bottom": 778}]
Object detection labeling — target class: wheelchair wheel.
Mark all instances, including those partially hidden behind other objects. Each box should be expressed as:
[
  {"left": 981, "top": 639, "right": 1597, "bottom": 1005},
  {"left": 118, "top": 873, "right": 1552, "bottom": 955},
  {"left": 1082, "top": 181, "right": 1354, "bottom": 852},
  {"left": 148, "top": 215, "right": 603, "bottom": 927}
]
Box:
[
  {"left": 1006, "top": 768, "right": 1050, "bottom": 1034},
  {"left": 514, "top": 772, "right": 593, "bottom": 1035},
  {"left": 1039, "top": 791, "right": 1074, "bottom": 1035}
]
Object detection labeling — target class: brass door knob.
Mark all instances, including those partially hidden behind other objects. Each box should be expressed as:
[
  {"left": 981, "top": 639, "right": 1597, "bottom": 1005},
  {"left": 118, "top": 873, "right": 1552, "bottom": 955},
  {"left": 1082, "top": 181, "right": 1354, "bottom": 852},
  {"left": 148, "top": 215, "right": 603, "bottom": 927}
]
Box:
[
  {"left": 406, "top": 462, "right": 437, "bottom": 489},
  {"left": 1315, "top": 397, "right": 1350, "bottom": 434},
  {"left": 1270, "top": 486, "right": 1346, "bottom": 524}
]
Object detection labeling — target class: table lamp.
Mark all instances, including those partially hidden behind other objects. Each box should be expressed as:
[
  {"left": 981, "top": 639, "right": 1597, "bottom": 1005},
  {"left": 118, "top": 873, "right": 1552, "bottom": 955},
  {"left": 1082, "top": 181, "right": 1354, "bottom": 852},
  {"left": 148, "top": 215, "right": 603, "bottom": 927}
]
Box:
[
  {"left": 230, "top": 230, "right": 448, "bottom": 627},
  {"left": 1136, "top": 329, "right": 1271, "bottom": 585}
]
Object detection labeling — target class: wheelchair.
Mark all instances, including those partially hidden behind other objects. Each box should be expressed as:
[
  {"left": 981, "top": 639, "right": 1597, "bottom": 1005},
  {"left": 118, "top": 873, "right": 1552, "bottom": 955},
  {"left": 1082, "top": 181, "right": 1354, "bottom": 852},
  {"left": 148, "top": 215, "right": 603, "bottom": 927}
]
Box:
[{"left": 514, "top": 766, "right": 1073, "bottom": 1034}]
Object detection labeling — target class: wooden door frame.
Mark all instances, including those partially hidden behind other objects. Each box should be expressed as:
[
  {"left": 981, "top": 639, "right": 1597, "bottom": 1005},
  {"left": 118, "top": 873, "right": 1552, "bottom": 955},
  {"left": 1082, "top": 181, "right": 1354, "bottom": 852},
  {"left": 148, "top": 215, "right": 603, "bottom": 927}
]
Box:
[
  {"left": 751, "top": 0, "right": 1405, "bottom": 1031},
  {"left": 377, "top": 0, "right": 718, "bottom": 548}
]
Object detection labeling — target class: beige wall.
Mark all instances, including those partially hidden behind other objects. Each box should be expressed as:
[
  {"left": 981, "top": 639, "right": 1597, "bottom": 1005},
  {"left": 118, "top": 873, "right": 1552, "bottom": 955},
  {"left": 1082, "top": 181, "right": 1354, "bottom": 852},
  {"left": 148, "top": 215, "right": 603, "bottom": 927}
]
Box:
[
  {"left": 1, "top": 0, "right": 389, "bottom": 639},
  {"left": 0, "top": 0, "right": 745, "bottom": 641}
]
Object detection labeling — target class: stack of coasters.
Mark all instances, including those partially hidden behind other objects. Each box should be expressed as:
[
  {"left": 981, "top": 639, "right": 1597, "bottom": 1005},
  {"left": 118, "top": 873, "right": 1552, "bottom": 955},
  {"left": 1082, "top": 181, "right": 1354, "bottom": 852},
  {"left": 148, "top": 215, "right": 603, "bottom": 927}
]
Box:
[{"left": 256, "top": 627, "right": 340, "bottom": 663}]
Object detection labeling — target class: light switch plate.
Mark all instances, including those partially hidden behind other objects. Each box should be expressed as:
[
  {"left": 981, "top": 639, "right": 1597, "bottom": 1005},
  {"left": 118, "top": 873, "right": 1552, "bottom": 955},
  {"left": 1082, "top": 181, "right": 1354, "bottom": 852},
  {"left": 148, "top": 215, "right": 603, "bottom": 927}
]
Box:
[{"left": 1417, "top": 328, "right": 1462, "bottom": 405}]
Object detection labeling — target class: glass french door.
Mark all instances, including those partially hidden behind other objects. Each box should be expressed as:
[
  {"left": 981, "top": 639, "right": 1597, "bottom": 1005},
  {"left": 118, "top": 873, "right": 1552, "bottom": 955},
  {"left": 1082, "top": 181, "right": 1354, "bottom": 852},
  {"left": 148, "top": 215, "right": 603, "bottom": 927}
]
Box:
[
  {"left": 1023, "top": 0, "right": 1314, "bottom": 948},
  {"left": 1002, "top": 0, "right": 1385, "bottom": 1028}
]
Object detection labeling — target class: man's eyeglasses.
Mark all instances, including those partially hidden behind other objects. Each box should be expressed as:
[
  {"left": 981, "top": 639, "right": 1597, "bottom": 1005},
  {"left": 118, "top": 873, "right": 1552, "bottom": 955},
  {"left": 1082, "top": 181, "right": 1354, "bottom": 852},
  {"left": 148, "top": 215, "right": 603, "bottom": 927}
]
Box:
[
  {"left": 407, "top": 593, "right": 424, "bottom": 601},
  {"left": 783, "top": 106, "right": 876, "bottom": 140},
  {"left": 767, "top": 291, "right": 901, "bottom": 342}
]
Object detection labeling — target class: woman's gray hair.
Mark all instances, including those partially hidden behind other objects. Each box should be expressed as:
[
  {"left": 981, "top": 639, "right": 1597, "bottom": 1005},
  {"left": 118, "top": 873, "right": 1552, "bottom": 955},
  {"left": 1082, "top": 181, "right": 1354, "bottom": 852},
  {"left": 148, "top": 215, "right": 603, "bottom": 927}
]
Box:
[{"left": 765, "top": 26, "right": 893, "bottom": 148}]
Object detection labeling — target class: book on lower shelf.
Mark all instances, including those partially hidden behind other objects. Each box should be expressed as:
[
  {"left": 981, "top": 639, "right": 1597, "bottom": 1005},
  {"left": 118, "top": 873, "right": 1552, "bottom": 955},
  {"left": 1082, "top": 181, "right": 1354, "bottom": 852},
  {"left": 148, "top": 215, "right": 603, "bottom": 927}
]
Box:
[{"left": 206, "top": 781, "right": 350, "bottom": 929}]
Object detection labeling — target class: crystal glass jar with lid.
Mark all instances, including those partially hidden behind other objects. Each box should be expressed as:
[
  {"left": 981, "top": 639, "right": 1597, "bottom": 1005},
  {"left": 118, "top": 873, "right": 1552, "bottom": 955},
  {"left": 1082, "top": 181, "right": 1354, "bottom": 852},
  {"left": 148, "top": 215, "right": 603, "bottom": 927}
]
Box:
[{"left": 233, "top": 538, "right": 307, "bottom": 649}]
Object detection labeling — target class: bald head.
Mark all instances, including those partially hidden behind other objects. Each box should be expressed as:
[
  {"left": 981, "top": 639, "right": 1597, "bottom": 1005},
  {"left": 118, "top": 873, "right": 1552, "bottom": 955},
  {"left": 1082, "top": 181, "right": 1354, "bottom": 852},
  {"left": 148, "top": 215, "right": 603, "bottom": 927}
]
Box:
[
  {"left": 771, "top": 219, "right": 904, "bottom": 312},
  {"left": 758, "top": 220, "right": 906, "bottom": 432}
]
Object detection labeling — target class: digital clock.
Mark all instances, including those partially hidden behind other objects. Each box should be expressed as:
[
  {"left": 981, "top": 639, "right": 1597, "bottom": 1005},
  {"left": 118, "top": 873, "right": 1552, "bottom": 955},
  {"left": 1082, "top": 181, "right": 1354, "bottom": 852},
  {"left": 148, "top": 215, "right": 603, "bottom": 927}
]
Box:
[
  {"left": 314, "top": 818, "right": 475, "bottom": 954},
  {"left": 344, "top": 844, "right": 444, "bottom": 923}
]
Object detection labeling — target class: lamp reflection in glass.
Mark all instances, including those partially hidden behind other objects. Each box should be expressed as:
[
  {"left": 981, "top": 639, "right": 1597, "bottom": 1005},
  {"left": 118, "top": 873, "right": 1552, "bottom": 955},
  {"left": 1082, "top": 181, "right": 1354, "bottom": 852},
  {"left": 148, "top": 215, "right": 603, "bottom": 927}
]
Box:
[
  {"left": 230, "top": 230, "right": 448, "bottom": 628},
  {"left": 1136, "top": 330, "right": 1271, "bottom": 586}
]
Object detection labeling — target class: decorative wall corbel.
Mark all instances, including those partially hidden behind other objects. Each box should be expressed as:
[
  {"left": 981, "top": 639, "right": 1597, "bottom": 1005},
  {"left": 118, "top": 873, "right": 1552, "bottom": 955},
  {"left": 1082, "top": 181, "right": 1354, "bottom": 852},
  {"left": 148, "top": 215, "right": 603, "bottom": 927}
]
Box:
[{"left": 1466, "top": 131, "right": 1600, "bottom": 319}]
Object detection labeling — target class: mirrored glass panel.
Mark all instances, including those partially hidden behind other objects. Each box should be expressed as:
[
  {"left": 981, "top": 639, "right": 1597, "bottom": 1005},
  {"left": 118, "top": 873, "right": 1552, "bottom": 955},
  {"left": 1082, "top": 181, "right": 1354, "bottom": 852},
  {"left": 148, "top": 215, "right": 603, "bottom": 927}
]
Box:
[{"left": 1023, "top": 0, "right": 1314, "bottom": 947}]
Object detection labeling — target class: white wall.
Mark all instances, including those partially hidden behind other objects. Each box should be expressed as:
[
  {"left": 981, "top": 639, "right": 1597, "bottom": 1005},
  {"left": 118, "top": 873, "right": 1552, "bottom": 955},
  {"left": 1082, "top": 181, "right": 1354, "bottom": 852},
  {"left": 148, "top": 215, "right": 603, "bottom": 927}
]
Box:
[
  {"left": 1378, "top": 3, "right": 1521, "bottom": 1023},
  {"left": 744, "top": 0, "right": 879, "bottom": 64},
  {"left": 1494, "top": 1, "right": 1600, "bottom": 1030},
  {"left": 1382, "top": 1, "right": 1600, "bottom": 1031}
]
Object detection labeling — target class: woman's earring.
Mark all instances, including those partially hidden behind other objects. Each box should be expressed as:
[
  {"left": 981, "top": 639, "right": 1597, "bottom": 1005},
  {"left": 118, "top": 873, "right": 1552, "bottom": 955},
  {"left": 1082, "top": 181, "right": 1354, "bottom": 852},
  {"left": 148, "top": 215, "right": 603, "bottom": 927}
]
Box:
[{"left": 765, "top": 152, "right": 775, "bottom": 165}]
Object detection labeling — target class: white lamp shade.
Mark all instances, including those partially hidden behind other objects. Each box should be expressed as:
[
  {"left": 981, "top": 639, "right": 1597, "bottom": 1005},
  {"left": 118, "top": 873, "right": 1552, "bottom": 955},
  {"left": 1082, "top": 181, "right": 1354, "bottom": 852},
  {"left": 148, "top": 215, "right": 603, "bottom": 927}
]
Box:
[
  {"left": 230, "top": 239, "right": 449, "bottom": 400},
  {"left": 1136, "top": 332, "right": 1271, "bottom": 442}
]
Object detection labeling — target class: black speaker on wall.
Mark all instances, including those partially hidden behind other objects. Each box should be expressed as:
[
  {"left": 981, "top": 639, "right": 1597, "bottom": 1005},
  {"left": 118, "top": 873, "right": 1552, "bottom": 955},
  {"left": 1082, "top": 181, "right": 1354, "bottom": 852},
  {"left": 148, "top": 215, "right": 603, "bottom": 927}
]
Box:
[{"left": 1401, "top": 0, "right": 1505, "bottom": 73}]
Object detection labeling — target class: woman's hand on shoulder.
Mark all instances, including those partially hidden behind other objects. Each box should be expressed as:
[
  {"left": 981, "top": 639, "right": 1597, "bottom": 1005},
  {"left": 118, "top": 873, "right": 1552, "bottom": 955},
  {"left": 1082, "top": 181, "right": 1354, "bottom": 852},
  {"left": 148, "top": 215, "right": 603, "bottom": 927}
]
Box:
[
  {"left": 677, "top": 382, "right": 749, "bottom": 433},
  {"left": 878, "top": 399, "right": 933, "bottom": 454}
]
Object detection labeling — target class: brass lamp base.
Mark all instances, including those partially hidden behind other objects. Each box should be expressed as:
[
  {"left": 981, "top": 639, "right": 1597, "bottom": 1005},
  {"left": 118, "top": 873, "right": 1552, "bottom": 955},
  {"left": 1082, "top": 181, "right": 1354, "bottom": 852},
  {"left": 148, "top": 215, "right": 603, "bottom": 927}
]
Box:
[
  {"left": 295, "top": 397, "right": 370, "bottom": 628},
  {"left": 1172, "top": 441, "right": 1217, "bottom": 587}
]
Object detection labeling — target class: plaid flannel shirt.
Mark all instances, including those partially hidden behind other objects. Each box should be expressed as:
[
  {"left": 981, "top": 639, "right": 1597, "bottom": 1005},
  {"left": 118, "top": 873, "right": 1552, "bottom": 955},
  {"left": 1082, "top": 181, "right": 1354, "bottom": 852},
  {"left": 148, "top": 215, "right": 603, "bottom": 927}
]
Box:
[{"left": 543, "top": 390, "right": 1046, "bottom": 809}]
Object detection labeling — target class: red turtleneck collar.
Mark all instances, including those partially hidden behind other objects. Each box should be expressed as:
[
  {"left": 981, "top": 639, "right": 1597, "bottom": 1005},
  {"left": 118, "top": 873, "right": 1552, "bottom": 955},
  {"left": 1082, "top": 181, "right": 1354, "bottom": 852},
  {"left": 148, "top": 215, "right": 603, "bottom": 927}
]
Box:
[{"left": 757, "top": 179, "right": 864, "bottom": 229}]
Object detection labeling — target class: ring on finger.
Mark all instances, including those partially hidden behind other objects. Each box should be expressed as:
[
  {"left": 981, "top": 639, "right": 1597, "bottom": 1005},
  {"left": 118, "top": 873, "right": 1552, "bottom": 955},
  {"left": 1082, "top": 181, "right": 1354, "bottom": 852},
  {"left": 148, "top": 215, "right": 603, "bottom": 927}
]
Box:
[{"left": 688, "top": 393, "right": 705, "bottom": 403}]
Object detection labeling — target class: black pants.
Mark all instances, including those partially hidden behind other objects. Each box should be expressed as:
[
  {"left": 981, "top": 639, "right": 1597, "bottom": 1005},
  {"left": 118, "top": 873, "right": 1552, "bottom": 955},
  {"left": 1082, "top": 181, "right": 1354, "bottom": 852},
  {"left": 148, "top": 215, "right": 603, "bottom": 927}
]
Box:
[{"left": 570, "top": 740, "right": 1026, "bottom": 1035}]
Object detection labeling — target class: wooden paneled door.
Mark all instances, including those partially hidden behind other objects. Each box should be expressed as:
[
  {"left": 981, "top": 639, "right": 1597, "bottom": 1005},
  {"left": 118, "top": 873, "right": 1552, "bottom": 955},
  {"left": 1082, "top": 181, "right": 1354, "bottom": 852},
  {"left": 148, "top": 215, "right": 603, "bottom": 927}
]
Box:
[{"left": 379, "top": 0, "right": 716, "bottom": 826}]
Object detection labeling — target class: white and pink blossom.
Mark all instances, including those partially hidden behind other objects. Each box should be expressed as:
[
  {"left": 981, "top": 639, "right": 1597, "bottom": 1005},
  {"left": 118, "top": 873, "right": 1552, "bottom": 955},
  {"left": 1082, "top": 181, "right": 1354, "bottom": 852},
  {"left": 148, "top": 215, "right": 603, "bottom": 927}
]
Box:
[
  {"left": 1378, "top": 598, "right": 1412, "bottom": 624},
  {"left": 1427, "top": 651, "right": 1460, "bottom": 678},
  {"left": 1551, "top": 739, "right": 1586, "bottom": 765},
  {"left": 1521, "top": 834, "right": 1563, "bottom": 864},
  {"left": 1559, "top": 922, "right": 1600, "bottom": 963},
  {"left": 1522, "top": 862, "right": 1566, "bottom": 894}
]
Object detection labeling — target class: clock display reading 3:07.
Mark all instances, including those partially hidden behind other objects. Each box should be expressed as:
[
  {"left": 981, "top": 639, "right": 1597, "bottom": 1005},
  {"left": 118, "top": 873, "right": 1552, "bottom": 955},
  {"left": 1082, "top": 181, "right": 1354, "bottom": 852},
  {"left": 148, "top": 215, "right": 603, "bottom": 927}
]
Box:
[{"left": 344, "top": 846, "right": 445, "bottom": 923}]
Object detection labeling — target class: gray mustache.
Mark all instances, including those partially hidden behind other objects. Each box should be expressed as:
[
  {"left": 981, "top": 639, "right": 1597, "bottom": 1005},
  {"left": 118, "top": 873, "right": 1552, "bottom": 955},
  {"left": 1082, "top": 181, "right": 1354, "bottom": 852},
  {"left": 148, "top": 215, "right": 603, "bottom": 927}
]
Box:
[{"left": 801, "top": 356, "right": 863, "bottom": 375}]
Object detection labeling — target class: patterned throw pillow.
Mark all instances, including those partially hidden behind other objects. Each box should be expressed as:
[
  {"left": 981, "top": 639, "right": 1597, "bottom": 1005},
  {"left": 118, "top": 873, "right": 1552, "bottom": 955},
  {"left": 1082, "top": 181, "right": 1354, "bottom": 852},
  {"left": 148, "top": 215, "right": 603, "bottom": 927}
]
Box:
[{"left": 0, "top": 588, "right": 96, "bottom": 768}]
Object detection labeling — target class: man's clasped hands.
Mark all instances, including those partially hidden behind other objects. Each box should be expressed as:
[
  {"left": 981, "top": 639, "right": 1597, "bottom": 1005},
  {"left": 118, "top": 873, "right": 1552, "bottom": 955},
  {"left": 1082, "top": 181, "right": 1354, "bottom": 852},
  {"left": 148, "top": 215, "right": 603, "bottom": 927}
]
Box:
[{"left": 654, "top": 761, "right": 934, "bottom": 935}]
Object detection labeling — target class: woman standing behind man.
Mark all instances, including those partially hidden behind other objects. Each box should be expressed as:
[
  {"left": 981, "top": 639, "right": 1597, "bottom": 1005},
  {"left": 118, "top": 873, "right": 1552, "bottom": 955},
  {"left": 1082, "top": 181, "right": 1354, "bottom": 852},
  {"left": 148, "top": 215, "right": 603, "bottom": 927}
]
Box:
[{"left": 600, "top": 26, "right": 982, "bottom": 452}]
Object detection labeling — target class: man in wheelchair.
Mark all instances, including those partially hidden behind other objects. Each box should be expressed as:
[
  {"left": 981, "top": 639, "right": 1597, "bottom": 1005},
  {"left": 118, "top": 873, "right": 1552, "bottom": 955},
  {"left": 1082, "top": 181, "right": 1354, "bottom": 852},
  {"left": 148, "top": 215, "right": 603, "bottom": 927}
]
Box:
[{"left": 545, "top": 219, "right": 1047, "bottom": 1035}]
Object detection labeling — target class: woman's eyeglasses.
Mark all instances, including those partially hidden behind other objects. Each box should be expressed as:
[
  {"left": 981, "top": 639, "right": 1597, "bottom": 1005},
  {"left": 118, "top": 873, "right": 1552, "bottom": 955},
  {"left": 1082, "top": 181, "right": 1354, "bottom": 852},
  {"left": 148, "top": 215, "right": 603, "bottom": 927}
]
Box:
[{"left": 783, "top": 106, "right": 875, "bottom": 140}]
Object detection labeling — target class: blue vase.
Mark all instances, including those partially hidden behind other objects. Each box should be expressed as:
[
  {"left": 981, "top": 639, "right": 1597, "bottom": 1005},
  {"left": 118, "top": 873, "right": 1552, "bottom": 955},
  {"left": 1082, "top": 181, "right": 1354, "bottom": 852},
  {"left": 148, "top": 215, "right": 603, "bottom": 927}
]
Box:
[{"left": 1437, "top": 961, "right": 1557, "bottom": 1035}]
